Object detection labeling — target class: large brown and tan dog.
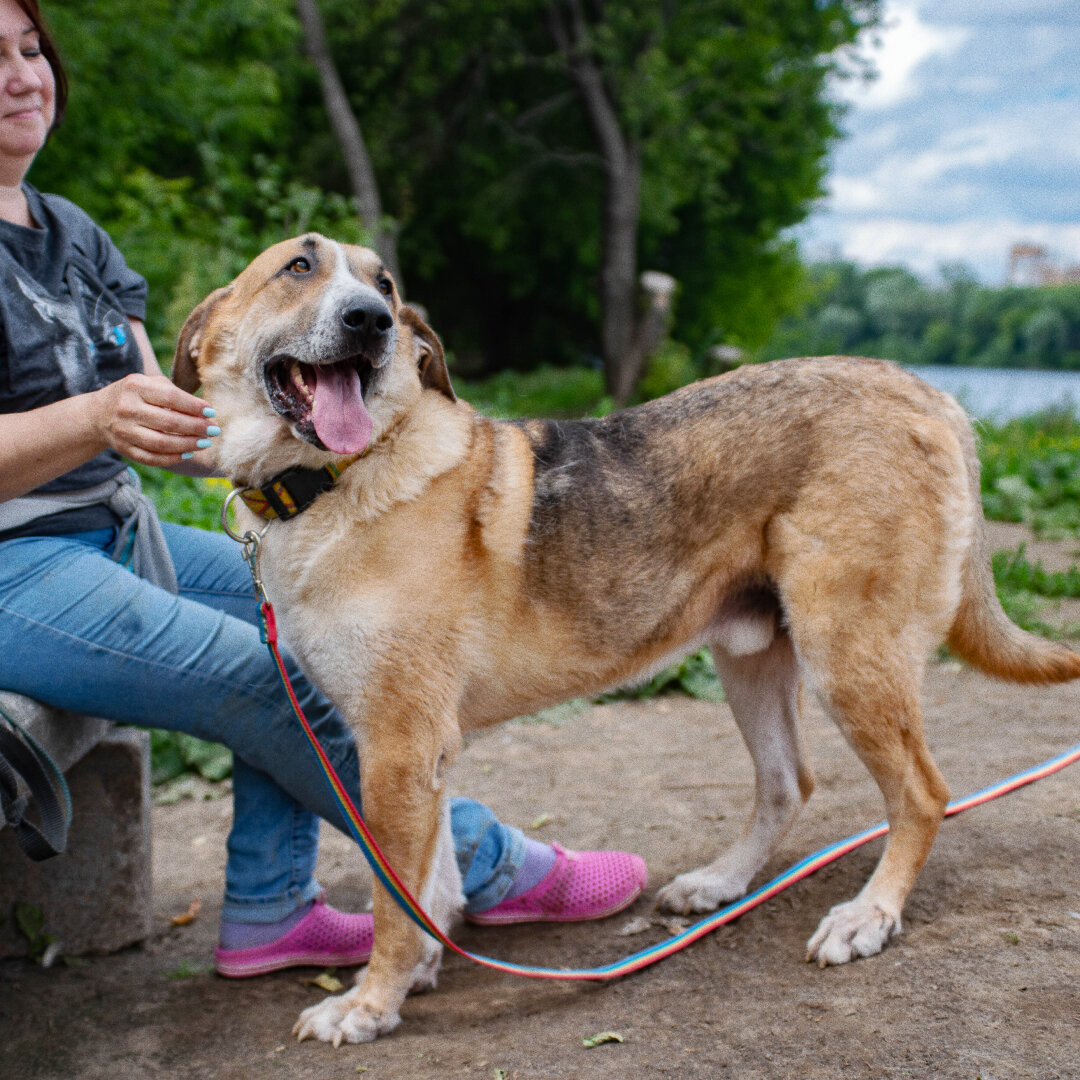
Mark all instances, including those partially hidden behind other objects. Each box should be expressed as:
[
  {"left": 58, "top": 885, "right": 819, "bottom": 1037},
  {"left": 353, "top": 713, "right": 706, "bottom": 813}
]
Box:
[{"left": 174, "top": 234, "right": 1080, "bottom": 1045}]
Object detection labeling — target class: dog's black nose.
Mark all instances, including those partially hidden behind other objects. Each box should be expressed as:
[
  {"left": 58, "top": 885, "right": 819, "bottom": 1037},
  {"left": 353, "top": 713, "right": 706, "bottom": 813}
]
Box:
[{"left": 341, "top": 296, "right": 394, "bottom": 337}]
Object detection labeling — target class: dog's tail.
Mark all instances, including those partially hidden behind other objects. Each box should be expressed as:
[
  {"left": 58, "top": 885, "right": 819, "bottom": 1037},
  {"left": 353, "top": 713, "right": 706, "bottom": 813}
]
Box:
[{"left": 946, "top": 410, "right": 1080, "bottom": 685}]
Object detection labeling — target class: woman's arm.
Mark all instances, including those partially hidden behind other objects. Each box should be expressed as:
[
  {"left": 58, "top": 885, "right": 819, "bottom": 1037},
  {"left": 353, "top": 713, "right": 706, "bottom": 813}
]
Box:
[{"left": 0, "top": 318, "right": 216, "bottom": 501}]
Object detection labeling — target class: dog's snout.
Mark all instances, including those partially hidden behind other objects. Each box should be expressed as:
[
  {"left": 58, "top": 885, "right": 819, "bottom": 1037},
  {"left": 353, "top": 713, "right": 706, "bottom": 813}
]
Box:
[{"left": 341, "top": 296, "right": 393, "bottom": 338}]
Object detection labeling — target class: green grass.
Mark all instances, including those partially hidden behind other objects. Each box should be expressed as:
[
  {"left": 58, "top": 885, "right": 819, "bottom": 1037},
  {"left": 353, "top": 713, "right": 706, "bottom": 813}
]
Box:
[
  {"left": 992, "top": 544, "right": 1080, "bottom": 598},
  {"left": 132, "top": 464, "right": 230, "bottom": 533},
  {"left": 978, "top": 410, "right": 1080, "bottom": 538},
  {"left": 457, "top": 364, "right": 609, "bottom": 419},
  {"left": 977, "top": 411, "right": 1080, "bottom": 638}
]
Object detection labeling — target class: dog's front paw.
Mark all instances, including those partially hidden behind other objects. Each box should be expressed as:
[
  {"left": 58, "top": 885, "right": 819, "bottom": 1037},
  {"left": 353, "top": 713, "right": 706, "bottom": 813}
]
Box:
[
  {"left": 656, "top": 867, "right": 750, "bottom": 914},
  {"left": 293, "top": 990, "right": 401, "bottom": 1047},
  {"left": 805, "top": 898, "right": 900, "bottom": 967}
]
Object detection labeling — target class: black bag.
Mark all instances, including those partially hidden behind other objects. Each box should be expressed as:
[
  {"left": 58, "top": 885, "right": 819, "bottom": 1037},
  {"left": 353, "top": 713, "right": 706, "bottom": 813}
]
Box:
[{"left": 0, "top": 707, "right": 72, "bottom": 862}]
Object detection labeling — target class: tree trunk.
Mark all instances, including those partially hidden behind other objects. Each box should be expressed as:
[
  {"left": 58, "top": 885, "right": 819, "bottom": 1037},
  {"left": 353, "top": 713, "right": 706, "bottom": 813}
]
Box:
[
  {"left": 294, "top": 0, "right": 404, "bottom": 291},
  {"left": 548, "top": 0, "right": 668, "bottom": 405}
]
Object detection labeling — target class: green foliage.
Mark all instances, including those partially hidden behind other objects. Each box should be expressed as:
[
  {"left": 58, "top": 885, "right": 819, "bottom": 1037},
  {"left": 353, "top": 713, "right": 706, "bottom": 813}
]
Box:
[
  {"left": 637, "top": 339, "right": 698, "bottom": 402},
  {"left": 760, "top": 261, "right": 1080, "bottom": 370},
  {"left": 34, "top": 0, "right": 874, "bottom": 378},
  {"left": 14, "top": 902, "right": 55, "bottom": 964},
  {"left": 992, "top": 562, "right": 1075, "bottom": 641},
  {"left": 979, "top": 417, "right": 1080, "bottom": 640},
  {"left": 458, "top": 366, "right": 608, "bottom": 419},
  {"left": 364, "top": 0, "right": 874, "bottom": 374},
  {"left": 978, "top": 412, "right": 1080, "bottom": 537},
  {"left": 36, "top": 0, "right": 367, "bottom": 356},
  {"left": 133, "top": 467, "right": 229, "bottom": 532},
  {"left": 992, "top": 545, "right": 1080, "bottom": 600},
  {"left": 599, "top": 649, "right": 725, "bottom": 704},
  {"left": 162, "top": 959, "right": 215, "bottom": 979},
  {"left": 150, "top": 730, "right": 233, "bottom": 785}
]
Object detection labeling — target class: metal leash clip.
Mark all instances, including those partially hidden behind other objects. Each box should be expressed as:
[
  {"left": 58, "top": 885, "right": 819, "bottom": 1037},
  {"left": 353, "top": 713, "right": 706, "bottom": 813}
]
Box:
[{"left": 222, "top": 487, "right": 272, "bottom": 605}]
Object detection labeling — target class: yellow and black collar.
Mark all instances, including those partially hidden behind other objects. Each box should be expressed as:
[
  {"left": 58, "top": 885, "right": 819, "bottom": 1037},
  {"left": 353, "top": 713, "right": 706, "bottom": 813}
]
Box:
[{"left": 237, "top": 457, "right": 358, "bottom": 521}]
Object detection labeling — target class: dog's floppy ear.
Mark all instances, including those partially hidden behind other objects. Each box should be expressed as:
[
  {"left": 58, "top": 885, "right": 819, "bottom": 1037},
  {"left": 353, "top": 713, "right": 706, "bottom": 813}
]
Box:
[
  {"left": 171, "top": 285, "right": 232, "bottom": 394},
  {"left": 400, "top": 304, "right": 456, "bottom": 402}
]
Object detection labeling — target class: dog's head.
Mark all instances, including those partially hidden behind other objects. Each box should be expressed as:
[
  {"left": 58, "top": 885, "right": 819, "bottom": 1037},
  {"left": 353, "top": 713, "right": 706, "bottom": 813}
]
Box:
[{"left": 173, "top": 233, "right": 454, "bottom": 481}]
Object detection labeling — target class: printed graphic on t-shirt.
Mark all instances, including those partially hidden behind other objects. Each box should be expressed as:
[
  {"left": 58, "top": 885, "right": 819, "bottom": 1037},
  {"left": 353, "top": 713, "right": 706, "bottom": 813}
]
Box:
[{"left": 12, "top": 269, "right": 98, "bottom": 396}]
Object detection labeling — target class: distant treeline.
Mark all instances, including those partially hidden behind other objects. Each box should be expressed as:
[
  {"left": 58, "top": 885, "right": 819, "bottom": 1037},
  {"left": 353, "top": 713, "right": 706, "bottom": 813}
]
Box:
[{"left": 756, "top": 262, "right": 1080, "bottom": 370}]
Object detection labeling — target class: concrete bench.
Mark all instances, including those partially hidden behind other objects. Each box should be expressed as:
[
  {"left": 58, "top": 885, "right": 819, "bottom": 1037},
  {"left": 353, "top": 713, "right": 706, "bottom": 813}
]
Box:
[{"left": 0, "top": 692, "right": 152, "bottom": 957}]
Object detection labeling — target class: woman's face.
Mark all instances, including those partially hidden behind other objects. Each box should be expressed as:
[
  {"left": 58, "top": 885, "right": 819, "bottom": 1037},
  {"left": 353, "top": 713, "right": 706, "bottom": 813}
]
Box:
[{"left": 0, "top": 0, "right": 55, "bottom": 183}]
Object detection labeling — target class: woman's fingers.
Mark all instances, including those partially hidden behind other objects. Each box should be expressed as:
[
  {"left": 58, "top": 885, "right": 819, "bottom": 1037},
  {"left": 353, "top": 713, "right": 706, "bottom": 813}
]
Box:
[{"left": 95, "top": 374, "right": 219, "bottom": 462}]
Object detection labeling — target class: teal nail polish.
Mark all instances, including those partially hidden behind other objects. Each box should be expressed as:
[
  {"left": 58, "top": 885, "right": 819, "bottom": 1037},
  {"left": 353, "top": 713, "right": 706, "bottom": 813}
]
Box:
[
  {"left": 196, "top": 438, "right": 212, "bottom": 449},
  {"left": 202, "top": 407, "right": 216, "bottom": 418},
  {"left": 206, "top": 425, "right": 221, "bottom": 437},
  {"left": 181, "top": 451, "right": 194, "bottom": 460}
]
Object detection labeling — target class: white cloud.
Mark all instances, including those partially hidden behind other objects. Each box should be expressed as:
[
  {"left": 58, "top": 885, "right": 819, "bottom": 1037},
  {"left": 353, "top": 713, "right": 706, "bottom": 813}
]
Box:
[
  {"left": 810, "top": 217, "right": 1080, "bottom": 282},
  {"left": 805, "top": 2, "right": 1080, "bottom": 281},
  {"left": 827, "top": 120, "right": 1031, "bottom": 215},
  {"left": 838, "top": 1, "right": 969, "bottom": 111}
]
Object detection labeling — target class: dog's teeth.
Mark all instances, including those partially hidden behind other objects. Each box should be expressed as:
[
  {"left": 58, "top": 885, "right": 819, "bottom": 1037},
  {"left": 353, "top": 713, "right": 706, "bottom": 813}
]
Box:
[{"left": 290, "top": 360, "right": 314, "bottom": 404}]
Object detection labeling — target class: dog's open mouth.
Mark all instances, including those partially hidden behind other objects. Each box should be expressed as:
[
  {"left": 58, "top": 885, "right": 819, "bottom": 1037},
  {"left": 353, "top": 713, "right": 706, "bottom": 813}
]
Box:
[{"left": 265, "top": 355, "right": 376, "bottom": 455}]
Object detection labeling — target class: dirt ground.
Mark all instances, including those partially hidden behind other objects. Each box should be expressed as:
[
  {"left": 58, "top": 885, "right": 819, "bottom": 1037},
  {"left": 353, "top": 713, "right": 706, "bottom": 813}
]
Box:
[{"left": 3, "top": 523, "right": 1080, "bottom": 1080}]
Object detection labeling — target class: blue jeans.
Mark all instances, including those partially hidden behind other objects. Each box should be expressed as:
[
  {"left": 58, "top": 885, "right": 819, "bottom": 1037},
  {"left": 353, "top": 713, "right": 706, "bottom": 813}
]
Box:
[{"left": 0, "top": 523, "right": 525, "bottom": 921}]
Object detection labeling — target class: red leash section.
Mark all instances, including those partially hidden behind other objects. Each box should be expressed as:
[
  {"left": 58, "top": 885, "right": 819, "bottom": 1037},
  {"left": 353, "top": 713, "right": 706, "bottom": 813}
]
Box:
[{"left": 259, "top": 598, "right": 1080, "bottom": 981}]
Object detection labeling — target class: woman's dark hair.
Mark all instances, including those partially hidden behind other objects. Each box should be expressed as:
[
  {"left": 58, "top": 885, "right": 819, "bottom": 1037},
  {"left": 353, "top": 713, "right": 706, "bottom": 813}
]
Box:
[{"left": 15, "top": 0, "right": 68, "bottom": 129}]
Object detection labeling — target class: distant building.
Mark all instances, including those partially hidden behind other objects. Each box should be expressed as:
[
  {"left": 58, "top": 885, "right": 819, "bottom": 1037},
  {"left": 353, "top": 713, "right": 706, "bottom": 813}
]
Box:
[{"left": 1008, "top": 242, "right": 1080, "bottom": 287}]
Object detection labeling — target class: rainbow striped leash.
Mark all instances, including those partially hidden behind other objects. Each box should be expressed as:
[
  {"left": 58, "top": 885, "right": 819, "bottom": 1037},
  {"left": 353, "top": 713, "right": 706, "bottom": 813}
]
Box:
[{"left": 257, "top": 598, "right": 1080, "bottom": 981}]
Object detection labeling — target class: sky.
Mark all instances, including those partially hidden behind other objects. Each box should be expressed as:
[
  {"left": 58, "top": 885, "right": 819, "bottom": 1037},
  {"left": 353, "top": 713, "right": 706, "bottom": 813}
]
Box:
[{"left": 797, "top": 0, "right": 1080, "bottom": 284}]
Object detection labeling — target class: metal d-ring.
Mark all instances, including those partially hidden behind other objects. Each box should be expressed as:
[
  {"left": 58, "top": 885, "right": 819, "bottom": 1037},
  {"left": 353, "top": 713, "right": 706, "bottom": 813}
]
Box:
[{"left": 221, "top": 487, "right": 269, "bottom": 545}]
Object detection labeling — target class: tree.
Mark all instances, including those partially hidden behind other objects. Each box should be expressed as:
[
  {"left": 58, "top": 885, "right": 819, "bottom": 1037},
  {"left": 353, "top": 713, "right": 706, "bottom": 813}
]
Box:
[
  {"left": 320, "top": 0, "right": 878, "bottom": 398},
  {"left": 33, "top": 0, "right": 881, "bottom": 398},
  {"left": 293, "top": 0, "right": 403, "bottom": 288}
]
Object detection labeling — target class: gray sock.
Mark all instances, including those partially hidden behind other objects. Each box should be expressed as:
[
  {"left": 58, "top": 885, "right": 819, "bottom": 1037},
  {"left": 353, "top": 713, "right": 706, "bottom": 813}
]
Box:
[
  {"left": 504, "top": 839, "right": 558, "bottom": 900},
  {"left": 219, "top": 900, "right": 314, "bottom": 950}
]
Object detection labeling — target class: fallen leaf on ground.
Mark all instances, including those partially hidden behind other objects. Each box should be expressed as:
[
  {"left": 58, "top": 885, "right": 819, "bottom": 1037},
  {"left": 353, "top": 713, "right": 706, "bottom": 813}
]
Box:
[
  {"left": 170, "top": 897, "right": 203, "bottom": 926},
  {"left": 528, "top": 812, "right": 552, "bottom": 830},
  {"left": 299, "top": 971, "right": 344, "bottom": 992},
  {"left": 618, "top": 916, "right": 652, "bottom": 936},
  {"left": 652, "top": 915, "right": 689, "bottom": 935},
  {"left": 583, "top": 1031, "right": 624, "bottom": 1048}
]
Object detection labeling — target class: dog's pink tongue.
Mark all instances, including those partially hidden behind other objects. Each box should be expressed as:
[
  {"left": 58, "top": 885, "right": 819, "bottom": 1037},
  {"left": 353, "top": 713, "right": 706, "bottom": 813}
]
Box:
[{"left": 311, "top": 362, "right": 373, "bottom": 455}]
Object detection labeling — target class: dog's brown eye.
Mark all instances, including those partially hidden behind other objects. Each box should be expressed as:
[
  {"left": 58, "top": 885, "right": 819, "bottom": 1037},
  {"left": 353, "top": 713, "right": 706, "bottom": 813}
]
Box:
[
  {"left": 288, "top": 257, "right": 311, "bottom": 274},
  {"left": 376, "top": 276, "right": 393, "bottom": 296}
]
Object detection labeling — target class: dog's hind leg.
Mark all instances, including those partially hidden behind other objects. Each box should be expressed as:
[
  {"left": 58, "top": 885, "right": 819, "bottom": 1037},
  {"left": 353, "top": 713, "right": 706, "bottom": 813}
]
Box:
[
  {"left": 657, "top": 631, "right": 814, "bottom": 914},
  {"left": 800, "top": 645, "right": 948, "bottom": 967}
]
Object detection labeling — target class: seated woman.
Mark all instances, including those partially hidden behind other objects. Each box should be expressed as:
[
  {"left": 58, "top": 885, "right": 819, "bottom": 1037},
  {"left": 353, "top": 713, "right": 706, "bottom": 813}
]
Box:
[{"left": 0, "top": 0, "right": 646, "bottom": 977}]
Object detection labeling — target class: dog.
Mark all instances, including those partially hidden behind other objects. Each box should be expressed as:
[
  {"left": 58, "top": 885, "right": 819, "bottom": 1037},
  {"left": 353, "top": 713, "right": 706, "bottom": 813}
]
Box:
[{"left": 173, "top": 233, "right": 1080, "bottom": 1045}]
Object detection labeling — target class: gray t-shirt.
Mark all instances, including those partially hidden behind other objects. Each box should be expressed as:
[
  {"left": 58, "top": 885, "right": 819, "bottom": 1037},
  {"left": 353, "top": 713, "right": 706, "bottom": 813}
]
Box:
[{"left": 0, "top": 183, "right": 148, "bottom": 502}]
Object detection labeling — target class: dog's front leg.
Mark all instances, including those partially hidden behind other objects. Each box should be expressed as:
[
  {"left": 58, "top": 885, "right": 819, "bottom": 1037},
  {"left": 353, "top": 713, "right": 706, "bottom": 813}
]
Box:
[{"left": 294, "top": 724, "right": 463, "bottom": 1046}]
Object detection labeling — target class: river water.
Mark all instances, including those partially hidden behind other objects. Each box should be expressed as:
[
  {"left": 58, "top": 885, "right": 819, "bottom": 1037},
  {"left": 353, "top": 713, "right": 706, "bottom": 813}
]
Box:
[{"left": 906, "top": 365, "right": 1080, "bottom": 420}]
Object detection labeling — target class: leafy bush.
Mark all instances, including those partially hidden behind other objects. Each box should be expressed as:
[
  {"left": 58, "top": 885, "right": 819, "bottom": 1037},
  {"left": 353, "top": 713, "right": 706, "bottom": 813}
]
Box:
[
  {"left": 458, "top": 366, "right": 609, "bottom": 419},
  {"left": 978, "top": 411, "right": 1080, "bottom": 537}
]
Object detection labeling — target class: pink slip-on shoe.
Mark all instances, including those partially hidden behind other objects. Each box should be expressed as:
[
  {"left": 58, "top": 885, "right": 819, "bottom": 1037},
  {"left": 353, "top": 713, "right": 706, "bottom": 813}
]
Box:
[
  {"left": 464, "top": 842, "right": 648, "bottom": 926},
  {"left": 214, "top": 895, "right": 374, "bottom": 978}
]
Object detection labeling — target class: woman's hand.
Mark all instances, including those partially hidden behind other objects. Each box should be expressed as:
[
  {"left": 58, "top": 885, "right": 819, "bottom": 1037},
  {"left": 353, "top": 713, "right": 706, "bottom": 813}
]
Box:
[
  {"left": 90, "top": 372, "right": 218, "bottom": 467},
  {"left": 0, "top": 317, "right": 221, "bottom": 502}
]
